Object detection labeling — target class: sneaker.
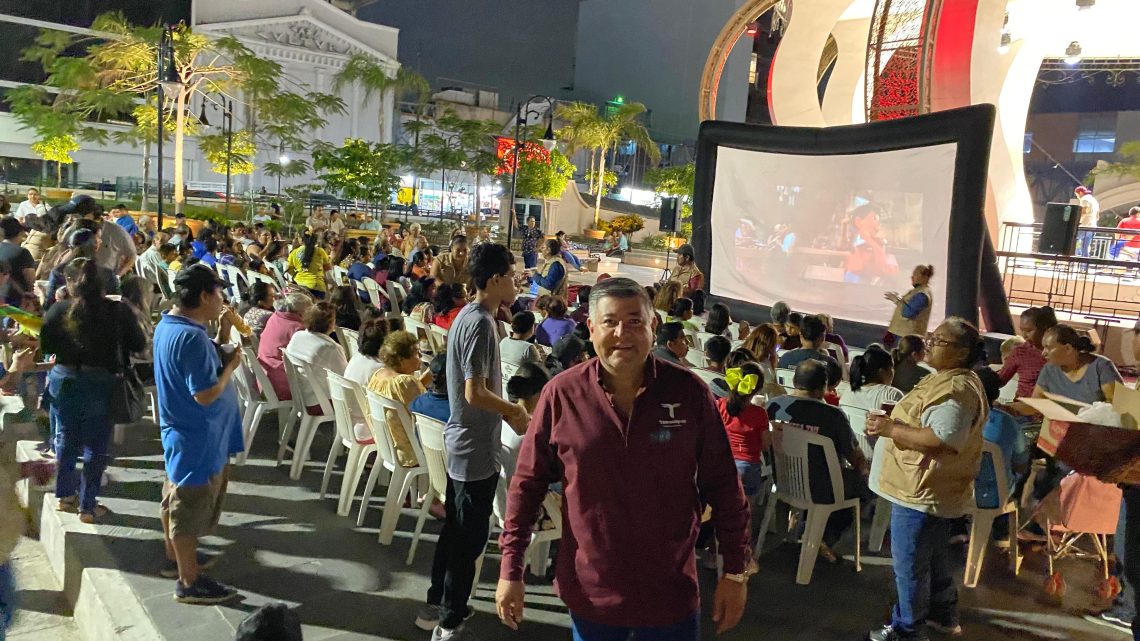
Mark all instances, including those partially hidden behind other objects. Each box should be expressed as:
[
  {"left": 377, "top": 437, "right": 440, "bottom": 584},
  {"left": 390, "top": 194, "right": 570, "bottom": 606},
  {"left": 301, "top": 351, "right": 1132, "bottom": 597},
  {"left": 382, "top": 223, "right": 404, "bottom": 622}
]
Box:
[
  {"left": 174, "top": 575, "right": 238, "bottom": 605},
  {"left": 415, "top": 604, "right": 442, "bottom": 631},
  {"left": 925, "top": 617, "right": 963, "bottom": 636},
  {"left": 1083, "top": 611, "right": 1133, "bottom": 634},
  {"left": 160, "top": 551, "right": 222, "bottom": 579},
  {"left": 868, "top": 624, "right": 929, "bottom": 641},
  {"left": 431, "top": 623, "right": 472, "bottom": 641}
]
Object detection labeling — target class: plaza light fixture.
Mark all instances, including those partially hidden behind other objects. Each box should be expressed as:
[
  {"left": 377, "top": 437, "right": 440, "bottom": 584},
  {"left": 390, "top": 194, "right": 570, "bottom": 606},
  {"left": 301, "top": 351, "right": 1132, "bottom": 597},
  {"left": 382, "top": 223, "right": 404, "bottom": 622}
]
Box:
[
  {"left": 505, "top": 95, "right": 557, "bottom": 248},
  {"left": 155, "top": 25, "right": 183, "bottom": 230}
]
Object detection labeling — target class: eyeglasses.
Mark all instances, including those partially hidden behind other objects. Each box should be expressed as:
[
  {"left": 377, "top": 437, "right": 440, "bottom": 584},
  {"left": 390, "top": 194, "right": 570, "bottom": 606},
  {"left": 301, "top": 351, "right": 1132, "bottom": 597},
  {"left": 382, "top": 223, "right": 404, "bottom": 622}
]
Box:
[{"left": 924, "top": 334, "right": 957, "bottom": 348}]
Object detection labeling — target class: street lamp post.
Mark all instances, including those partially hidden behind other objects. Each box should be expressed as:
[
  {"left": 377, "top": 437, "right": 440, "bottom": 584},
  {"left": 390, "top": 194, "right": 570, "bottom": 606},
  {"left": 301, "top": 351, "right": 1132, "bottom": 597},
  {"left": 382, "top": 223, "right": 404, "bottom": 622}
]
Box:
[
  {"left": 505, "top": 95, "right": 557, "bottom": 249},
  {"left": 155, "top": 25, "right": 182, "bottom": 231},
  {"left": 222, "top": 99, "right": 234, "bottom": 209},
  {"left": 277, "top": 142, "right": 290, "bottom": 198}
]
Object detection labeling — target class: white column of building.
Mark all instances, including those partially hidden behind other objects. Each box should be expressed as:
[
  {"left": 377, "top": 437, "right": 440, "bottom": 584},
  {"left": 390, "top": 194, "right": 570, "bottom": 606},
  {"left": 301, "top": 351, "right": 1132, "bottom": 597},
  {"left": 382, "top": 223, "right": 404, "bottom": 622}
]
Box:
[
  {"left": 381, "top": 87, "right": 395, "bottom": 144},
  {"left": 821, "top": 17, "right": 871, "bottom": 126},
  {"left": 768, "top": 0, "right": 860, "bottom": 126}
]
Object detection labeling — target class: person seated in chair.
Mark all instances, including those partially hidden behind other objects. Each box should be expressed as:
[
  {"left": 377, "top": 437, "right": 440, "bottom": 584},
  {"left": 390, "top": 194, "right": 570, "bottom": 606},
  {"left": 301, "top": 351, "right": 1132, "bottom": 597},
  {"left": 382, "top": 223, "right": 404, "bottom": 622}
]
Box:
[
  {"left": 766, "top": 359, "right": 869, "bottom": 564},
  {"left": 652, "top": 321, "right": 690, "bottom": 368},
  {"left": 778, "top": 314, "right": 841, "bottom": 375}
]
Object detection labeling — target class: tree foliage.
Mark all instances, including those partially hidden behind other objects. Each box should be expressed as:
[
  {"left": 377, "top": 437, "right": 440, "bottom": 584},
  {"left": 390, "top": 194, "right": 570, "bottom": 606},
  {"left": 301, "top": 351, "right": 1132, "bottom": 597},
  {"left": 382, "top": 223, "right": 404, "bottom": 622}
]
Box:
[
  {"left": 585, "top": 168, "right": 618, "bottom": 197},
  {"left": 31, "top": 134, "right": 80, "bottom": 187},
  {"left": 199, "top": 129, "right": 257, "bottom": 176},
  {"left": 516, "top": 148, "right": 575, "bottom": 200},
  {"left": 1091, "top": 141, "right": 1140, "bottom": 182},
  {"left": 313, "top": 138, "right": 403, "bottom": 208},
  {"left": 646, "top": 162, "right": 696, "bottom": 236}
]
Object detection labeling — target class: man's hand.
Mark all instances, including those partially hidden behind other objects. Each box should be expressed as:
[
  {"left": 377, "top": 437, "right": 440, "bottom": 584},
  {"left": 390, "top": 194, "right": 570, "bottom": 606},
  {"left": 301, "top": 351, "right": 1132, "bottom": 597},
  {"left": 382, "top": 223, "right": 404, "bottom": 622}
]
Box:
[
  {"left": 10, "top": 348, "right": 35, "bottom": 374},
  {"left": 712, "top": 578, "right": 746, "bottom": 635},
  {"left": 495, "top": 579, "right": 525, "bottom": 630},
  {"left": 505, "top": 405, "right": 530, "bottom": 435},
  {"left": 864, "top": 414, "right": 895, "bottom": 438}
]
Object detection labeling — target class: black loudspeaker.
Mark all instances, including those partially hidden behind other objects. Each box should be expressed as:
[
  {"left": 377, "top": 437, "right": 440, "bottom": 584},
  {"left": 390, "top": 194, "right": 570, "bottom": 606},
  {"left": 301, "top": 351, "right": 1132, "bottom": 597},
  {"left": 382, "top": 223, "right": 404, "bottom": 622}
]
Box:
[
  {"left": 659, "top": 197, "right": 679, "bottom": 232},
  {"left": 1038, "top": 202, "right": 1081, "bottom": 256}
]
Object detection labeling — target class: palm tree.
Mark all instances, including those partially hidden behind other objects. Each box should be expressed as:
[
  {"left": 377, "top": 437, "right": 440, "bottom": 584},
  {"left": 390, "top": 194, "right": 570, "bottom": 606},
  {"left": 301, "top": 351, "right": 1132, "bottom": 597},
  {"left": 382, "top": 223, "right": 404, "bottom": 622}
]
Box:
[
  {"left": 333, "top": 53, "right": 430, "bottom": 144},
  {"left": 556, "top": 101, "right": 660, "bottom": 227}
]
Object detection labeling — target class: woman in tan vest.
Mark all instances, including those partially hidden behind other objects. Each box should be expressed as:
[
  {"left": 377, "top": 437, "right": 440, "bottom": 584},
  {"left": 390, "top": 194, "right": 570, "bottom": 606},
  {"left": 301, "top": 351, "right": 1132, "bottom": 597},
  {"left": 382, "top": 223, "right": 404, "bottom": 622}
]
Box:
[
  {"left": 864, "top": 318, "right": 988, "bottom": 641},
  {"left": 530, "top": 239, "right": 568, "bottom": 300},
  {"left": 885, "top": 265, "right": 935, "bottom": 345}
]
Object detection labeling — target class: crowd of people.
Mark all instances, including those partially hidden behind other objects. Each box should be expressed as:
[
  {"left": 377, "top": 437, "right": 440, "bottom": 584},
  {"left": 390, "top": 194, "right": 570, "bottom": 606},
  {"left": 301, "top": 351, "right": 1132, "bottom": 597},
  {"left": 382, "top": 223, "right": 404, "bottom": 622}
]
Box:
[{"left": 1, "top": 188, "right": 1138, "bottom": 641}]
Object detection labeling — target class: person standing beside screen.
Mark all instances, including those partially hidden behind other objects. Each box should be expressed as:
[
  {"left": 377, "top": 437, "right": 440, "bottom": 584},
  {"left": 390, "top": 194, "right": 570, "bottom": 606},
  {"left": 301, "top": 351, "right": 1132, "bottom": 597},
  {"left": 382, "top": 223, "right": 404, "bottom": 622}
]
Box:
[
  {"left": 416, "top": 242, "right": 529, "bottom": 640},
  {"left": 884, "top": 265, "right": 934, "bottom": 345},
  {"left": 496, "top": 277, "right": 752, "bottom": 641},
  {"left": 520, "top": 216, "right": 544, "bottom": 270}
]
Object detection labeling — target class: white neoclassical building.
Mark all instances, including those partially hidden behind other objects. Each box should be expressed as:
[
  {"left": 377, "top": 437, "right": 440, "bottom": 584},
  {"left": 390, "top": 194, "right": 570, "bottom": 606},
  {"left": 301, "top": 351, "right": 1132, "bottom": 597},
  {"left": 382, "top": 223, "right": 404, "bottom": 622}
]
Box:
[{"left": 0, "top": 0, "right": 401, "bottom": 197}]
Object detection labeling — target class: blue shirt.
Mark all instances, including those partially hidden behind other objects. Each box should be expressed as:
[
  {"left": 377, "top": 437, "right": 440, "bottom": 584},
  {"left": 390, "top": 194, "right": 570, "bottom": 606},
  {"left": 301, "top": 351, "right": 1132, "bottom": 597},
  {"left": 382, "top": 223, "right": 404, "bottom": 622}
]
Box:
[
  {"left": 531, "top": 261, "right": 566, "bottom": 294},
  {"left": 116, "top": 214, "right": 139, "bottom": 236},
  {"left": 153, "top": 313, "right": 243, "bottom": 486},
  {"left": 348, "top": 261, "right": 373, "bottom": 283},
  {"left": 901, "top": 292, "right": 930, "bottom": 320},
  {"left": 409, "top": 391, "right": 451, "bottom": 424},
  {"left": 975, "top": 407, "right": 1029, "bottom": 509}
]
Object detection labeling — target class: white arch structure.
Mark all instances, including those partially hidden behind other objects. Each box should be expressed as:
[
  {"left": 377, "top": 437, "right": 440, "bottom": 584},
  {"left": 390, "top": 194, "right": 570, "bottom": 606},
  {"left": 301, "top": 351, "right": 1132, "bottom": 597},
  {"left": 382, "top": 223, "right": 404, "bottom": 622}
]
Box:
[{"left": 701, "top": 0, "right": 1140, "bottom": 238}]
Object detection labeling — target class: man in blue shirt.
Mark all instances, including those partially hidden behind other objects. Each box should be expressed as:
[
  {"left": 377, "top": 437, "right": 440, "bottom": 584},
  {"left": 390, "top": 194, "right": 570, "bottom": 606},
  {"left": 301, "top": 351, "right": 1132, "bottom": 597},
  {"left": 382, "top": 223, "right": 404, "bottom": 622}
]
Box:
[{"left": 153, "top": 265, "right": 244, "bottom": 604}]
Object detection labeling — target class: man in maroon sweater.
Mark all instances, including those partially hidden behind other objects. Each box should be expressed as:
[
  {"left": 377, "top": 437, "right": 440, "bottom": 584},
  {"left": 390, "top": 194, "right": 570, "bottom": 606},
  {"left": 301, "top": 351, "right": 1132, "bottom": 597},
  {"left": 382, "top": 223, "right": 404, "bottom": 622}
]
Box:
[{"left": 496, "top": 277, "right": 752, "bottom": 640}]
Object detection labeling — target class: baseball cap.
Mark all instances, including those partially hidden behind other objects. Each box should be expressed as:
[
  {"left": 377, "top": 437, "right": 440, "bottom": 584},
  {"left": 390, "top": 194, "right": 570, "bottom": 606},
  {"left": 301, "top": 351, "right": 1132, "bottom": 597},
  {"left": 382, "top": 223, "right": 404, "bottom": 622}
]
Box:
[
  {"left": 674, "top": 243, "right": 696, "bottom": 259},
  {"left": 173, "top": 263, "right": 226, "bottom": 294}
]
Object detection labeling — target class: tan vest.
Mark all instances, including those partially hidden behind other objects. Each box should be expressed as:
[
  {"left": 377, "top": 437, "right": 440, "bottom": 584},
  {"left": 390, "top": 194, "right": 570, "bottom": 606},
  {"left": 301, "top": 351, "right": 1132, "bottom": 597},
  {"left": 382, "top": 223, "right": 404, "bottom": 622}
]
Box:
[
  {"left": 435, "top": 251, "right": 470, "bottom": 288},
  {"left": 877, "top": 368, "right": 988, "bottom": 515},
  {"left": 669, "top": 263, "right": 703, "bottom": 293},
  {"left": 887, "top": 285, "right": 932, "bottom": 337},
  {"left": 537, "top": 256, "right": 568, "bottom": 299}
]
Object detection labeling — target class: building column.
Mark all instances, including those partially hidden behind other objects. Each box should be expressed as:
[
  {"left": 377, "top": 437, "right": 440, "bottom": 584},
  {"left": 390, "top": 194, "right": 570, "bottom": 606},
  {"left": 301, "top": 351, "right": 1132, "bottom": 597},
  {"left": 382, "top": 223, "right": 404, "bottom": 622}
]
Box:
[
  {"left": 381, "top": 87, "right": 395, "bottom": 144},
  {"left": 768, "top": 0, "right": 860, "bottom": 126},
  {"left": 821, "top": 17, "right": 871, "bottom": 126}
]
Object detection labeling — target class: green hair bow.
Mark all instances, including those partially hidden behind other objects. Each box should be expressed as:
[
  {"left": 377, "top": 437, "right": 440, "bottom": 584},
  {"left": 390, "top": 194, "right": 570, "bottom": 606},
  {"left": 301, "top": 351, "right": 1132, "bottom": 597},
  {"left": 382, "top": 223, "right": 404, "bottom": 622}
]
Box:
[{"left": 725, "top": 368, "right": 759, "bottom": 395}]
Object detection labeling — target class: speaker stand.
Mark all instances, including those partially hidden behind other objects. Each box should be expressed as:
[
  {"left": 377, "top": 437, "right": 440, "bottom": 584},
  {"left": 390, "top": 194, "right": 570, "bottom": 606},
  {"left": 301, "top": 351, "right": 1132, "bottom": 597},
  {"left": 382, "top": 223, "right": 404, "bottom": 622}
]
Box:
[{"left": 659, "top": 233, "right": 674, "bottom": 283}]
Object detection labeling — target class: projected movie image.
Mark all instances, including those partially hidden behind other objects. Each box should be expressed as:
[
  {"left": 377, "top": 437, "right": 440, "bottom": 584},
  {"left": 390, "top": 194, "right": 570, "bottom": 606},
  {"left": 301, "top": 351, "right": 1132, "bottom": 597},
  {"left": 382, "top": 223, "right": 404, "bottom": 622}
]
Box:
[{"left": 709, "top": 144, "right": 958, "bottom": 327}]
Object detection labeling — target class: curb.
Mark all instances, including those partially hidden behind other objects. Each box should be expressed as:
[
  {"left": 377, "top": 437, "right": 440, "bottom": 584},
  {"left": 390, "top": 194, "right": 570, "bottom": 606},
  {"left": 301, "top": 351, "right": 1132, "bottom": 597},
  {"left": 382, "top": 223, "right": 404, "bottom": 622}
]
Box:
[{"left": 40, "top": 493, "right": 164, "bottom": 641}]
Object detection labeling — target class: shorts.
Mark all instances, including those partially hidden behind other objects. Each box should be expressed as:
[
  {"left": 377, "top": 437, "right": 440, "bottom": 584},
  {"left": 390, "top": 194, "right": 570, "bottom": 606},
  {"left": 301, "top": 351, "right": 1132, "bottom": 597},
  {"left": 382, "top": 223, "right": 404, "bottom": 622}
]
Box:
[
  {"left": 735, "top": 460, "right": 764, "bottom": 496},
  {"left": 161, "top": 468, "right": 229, "bottom": 539}
]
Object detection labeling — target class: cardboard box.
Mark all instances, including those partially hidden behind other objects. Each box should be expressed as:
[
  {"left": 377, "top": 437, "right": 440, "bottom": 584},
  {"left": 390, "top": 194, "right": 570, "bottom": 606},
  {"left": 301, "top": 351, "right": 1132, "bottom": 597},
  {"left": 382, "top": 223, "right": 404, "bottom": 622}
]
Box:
[{"left": 1020, "top": 383, "right": 1140, "bottom": 485}]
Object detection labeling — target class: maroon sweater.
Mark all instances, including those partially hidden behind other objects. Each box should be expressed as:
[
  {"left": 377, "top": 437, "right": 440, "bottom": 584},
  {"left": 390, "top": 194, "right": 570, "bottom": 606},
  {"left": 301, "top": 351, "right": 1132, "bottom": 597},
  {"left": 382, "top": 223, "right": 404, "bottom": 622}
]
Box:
[{"left": 500, "top": 357, "right": 751, "bottom": 627}]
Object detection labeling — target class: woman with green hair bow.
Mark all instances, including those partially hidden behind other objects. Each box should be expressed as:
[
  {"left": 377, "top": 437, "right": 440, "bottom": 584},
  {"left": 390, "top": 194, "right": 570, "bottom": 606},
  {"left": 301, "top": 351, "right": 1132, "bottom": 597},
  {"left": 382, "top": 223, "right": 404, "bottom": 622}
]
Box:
[{"left": 715, "top": 361, "right": 770, "bottom": 499}]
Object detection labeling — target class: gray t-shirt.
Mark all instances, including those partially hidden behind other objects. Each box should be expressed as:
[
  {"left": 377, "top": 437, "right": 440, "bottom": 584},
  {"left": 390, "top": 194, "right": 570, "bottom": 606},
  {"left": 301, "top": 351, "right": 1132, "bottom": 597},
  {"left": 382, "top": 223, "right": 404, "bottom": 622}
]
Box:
[
  {"left": 97, "top": 219, "right": 137, "bottom": 272},
  {"left": 1035, "top": 355, "right": 1121, "bottom": 405},
  {"left": 445, "top": 303, "right": 503, "bottom": 481}
]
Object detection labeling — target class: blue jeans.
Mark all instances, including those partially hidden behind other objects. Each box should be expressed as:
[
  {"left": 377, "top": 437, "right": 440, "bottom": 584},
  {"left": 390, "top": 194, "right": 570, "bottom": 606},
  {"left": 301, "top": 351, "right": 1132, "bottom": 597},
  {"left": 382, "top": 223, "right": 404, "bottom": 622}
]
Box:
[
  {"left": 571, "top": 612, "right": 699, "bottom": 641},
  {"left": 0, "top": 561, "right": 13, "bottom": 638},
  {"left": 1111, "top": 486, "right": 1140, "bottom": 639},
  {"left": 734, "top": 460, "right": 763, "bottom": 496},
  {"left": 889, "top": 504, "right": 958, "bottom": 635},
  {"left": 1078, "top": 231, "right": 1095, "bottom": 257},
  {"left": 50, "top": 366, "right": 116, "bottom": 513},
  {"left": 523, "top": 251, "right": 538, "bottom": 269}
]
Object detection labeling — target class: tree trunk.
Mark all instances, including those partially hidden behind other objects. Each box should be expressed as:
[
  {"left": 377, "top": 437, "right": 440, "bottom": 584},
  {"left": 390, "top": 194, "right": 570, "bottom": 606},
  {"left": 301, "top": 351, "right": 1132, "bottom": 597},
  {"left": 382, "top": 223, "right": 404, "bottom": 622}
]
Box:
[
  {"left": 55, "top": 162, "right": 62, "bottom": 189},
  {"left": 587, "top": 148, "right": 596, "bottom": 194},
  {"left": 472, "top": 170, "right": 480, "bottom": 224},
  {"left": 141, "top": 138, "right": 151, "bottom": 213},
  {"left": 593, "top": 149, "right": 606, "bottom": 227},
  {"left": 173, "top": 89, "right": 187, "bottom": 215}
]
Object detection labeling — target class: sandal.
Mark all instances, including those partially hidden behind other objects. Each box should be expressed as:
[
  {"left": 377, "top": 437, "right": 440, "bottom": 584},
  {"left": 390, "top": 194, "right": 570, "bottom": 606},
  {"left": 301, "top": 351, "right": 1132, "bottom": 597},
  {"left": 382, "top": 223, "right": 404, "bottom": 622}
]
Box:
[
  {"left": 56, "top": 496, "right": 79, "bottom": 513},
  {"left": 78, "top": 504, "right": 110, "bottom": 524},
  {"left": 818, "top": 543, "right": 840, "bottom": 564}
]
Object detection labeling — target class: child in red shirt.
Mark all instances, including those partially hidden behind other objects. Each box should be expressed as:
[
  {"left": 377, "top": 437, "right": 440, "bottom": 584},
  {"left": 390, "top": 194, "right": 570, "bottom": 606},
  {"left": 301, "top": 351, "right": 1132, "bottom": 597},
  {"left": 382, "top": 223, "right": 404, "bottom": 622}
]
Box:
[{"left": 715, "top": 361, "right": 770, "bottom": 498}]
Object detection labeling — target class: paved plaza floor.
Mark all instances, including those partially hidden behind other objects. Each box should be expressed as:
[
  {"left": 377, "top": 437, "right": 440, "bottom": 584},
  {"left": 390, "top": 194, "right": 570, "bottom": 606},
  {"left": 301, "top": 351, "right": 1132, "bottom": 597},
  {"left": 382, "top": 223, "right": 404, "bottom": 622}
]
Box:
[{"left": 30, "top": 416, "right": 1127, "bottom": 641}]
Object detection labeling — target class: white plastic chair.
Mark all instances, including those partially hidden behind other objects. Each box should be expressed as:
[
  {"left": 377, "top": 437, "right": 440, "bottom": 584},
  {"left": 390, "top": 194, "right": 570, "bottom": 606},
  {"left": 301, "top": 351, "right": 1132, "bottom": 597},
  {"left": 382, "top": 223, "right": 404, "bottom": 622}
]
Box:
[
  {"left": 265, "top": 262, "right": 290, "bottom": 290},
  {"left": 964, "top": 441, "right": 1020, "bottom": 588},
  {"left": 493, "top": 421, "right": 561, "bottom": 577},
  {"left": 245, "top": 270, "right": 277, "bottom": 289},
  {"left": 407, "top": 412, "right": 449, "bottom": 565},
  {"left": 824, "top": 342, "right": 849, "bottom": 381},
  {"left": 361, "top": 276, "right": 385, "bottom": 310},
  {"left": 325, "top": 371, "right": 379, "bottom": 517},
  {"left": 385, "top": 280, "right": 408, "bottom": 312},
  {"left": 690, "top": 367, "right": 720, "bottom": 386},
  {"left": 280, "top": 350, "right": 336, "bottom": 480},
  {"left": 760, "top": 421, "right": 862, "bottom": 585},
  {"left": 339, "top": 328, "right": 359, "bottom": 360},
  {"left": 683, "top": 328, "right": 699, "bottom": 349},
  {"left": 427, "top": 325, "right": 448, "bottom": 355},
  {"left": 689, "top": 349, "right": 709, "bottom": 369},
  {"left": 233, "top": 346, "right": 296, "bottom": 465},
  {"left": 775, "top": 368, "right": 795, "bottom": 388},
  {"left": 364, "top": 390, "right": 428, "bottom": 544},
  {"left": 331, "top": 265, "right": 350, "bottom": 287},
  {"left": 696, "top": 331, "right": 719, "bottom": 349}
]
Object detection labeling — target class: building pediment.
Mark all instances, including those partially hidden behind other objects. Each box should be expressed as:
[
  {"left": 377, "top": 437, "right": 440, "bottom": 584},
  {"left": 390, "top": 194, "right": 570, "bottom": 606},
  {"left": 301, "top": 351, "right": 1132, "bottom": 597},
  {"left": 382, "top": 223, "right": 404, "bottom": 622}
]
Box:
[{"left": 198, "top": 10, "right": 398, "bottom": 71}]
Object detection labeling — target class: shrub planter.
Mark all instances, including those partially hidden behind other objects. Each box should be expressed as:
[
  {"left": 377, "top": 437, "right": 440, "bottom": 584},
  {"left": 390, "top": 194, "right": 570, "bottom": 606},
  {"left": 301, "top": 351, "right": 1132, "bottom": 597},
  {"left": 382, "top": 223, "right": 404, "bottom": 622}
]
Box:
[{"left": 584, "top": 228, "right": 605, "bottom": 240}]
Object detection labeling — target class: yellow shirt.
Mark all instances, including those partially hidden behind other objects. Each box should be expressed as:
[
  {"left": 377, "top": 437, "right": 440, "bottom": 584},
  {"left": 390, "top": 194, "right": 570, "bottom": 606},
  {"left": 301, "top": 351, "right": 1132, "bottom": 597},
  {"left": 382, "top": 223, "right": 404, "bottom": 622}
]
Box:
[
  {"left": 368, "top": 372, "right": 426, "bottom": 468},
  {"left": 287, "top": 245, "right": 330, "bottom": 292}
]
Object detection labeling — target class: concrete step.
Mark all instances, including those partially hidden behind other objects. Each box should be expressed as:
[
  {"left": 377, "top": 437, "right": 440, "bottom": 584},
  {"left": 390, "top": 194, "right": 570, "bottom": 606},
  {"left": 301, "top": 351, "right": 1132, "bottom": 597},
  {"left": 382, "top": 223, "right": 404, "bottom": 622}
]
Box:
[{"left": 7, "top": 537, "right": 81, "bottom": 641}]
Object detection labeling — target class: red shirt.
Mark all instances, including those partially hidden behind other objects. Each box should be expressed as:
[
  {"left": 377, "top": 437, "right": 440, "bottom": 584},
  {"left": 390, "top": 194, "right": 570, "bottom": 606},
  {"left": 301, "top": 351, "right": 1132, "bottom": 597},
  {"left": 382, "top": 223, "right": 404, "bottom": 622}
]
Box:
[
  {"left": 1120, "top": 216, "right": 1140, "bottom": 248},
  {"left": 256, "top": 311, "right": 304, "bottom": 400},
  {"left": 432, "top": 306, "right": 462, "bottom": 331},
  {"left": 500, "top": 357, "right": 751, "bottom": 627},
  {"left": 997, "top": 341, "right": 1046, "bottom": 398},
  {"left": 716, "top": 398, "right": 769, "bottom": 464}
]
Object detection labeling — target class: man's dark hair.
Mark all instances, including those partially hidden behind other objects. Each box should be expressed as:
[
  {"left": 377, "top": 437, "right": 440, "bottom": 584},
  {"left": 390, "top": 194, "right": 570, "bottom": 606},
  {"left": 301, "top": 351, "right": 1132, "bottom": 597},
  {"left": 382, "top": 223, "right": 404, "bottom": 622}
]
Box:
[
  {"left": 511, "top": 310, "right": 536, "bottom": 335},
  {"left": 204, "top": 237, "right": 218, "bottom": 253},
  {"left": 544, "top": 238, "right": 560, "bottom": 256},
  {"left": 704, "top": 335, "right": 732, "bottom": 365},
  {"left": 793, "top": 359, "right": 829, "bottom": 393},
  {"left": 468, "top": 242, "right": 514, "bottom": 291},
  {"left": 175, "top": 264, "right": 223, "bottom": 309},
  {"left": 800, "top": 314, "right": 827, "bottom": 343},
  {"left": 974, "top": 366, "right": 1002, "bottom": 405},
  {"left": 0, "top": 218, "right": 23, "bottom": 240},
  {"left": 656, "top": 321, "right": 685, "bottom": 346},
  {"left": 235, "top": 603, "right": 302, "bottom": 641}
]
